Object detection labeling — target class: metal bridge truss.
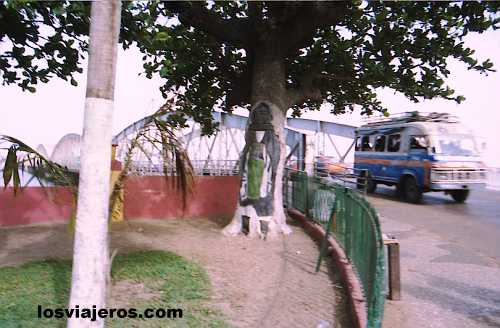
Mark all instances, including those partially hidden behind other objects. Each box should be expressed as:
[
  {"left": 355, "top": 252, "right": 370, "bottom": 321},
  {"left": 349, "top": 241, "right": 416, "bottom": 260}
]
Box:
[{"left": 112, "top": 112, "right": 356, "bottom": 176}]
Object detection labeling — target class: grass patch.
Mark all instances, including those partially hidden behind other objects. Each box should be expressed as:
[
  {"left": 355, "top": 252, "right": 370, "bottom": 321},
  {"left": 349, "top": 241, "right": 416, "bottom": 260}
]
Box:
[{"left": 0, "top": 250, "right": 230, "bottom": 327}]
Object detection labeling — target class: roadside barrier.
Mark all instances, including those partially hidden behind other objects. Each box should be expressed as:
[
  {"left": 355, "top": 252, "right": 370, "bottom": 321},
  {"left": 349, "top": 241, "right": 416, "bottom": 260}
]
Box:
[{"left": 284, "top": 169, "right": 385, "bottom": 328}]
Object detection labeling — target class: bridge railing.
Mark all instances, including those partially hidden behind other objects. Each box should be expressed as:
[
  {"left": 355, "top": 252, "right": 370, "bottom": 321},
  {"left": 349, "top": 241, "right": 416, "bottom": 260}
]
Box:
[
  {"left": 283, "top": 169, "right": 385, "bottom": 328},
  {"left": 126, "top": 160, "right": 240, "bottom": 176}
]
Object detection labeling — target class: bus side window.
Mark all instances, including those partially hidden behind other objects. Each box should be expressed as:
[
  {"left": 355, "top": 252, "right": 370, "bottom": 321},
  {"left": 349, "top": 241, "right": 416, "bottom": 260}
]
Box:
[
  {"left": 375, "top": 135, "right": 386, "bottom": 152},
  {"left": 361, "top": 136, "right": 372, "bottom": 151},
  {"left": 387, "top": 134, "right": 401, "bottom": 152},
  {"left": 355, "top": 137, "right": 361, "bottom": 151},
  {"left": 410, "top": 135, "right": 428, "bottom": 151}
]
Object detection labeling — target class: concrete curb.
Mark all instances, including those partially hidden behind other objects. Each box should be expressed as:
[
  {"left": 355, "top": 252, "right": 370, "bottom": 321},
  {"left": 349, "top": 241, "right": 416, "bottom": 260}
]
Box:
[{"left": 287, "top": 208, "right": 367, "bottom": 328}]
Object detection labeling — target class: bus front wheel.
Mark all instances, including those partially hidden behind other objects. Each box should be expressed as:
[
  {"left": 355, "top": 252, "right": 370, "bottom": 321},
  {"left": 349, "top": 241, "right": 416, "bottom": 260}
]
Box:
[{"left": 450, "top": 190, "right": 469, "bottom": 203}]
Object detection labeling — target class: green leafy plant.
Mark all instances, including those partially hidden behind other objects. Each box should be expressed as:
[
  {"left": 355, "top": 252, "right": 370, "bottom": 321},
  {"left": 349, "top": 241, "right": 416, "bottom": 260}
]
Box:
[{"left": 1, "top": 135, "right": 78, "bottom": 195}]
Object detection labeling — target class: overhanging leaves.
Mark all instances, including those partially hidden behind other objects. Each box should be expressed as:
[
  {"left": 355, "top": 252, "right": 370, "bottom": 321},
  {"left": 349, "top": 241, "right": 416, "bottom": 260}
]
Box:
[
  {"left": 2, "top": 1, "right": 499, "bottom": 127},
  {"left": 121, "top": 1, "right": 499, "bottom": 120}
]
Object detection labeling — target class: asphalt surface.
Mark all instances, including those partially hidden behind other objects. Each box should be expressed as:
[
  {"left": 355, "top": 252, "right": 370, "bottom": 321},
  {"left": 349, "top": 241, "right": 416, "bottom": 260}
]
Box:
[{"left": 366, "top": 187, "right": 500, "bottom": 327}]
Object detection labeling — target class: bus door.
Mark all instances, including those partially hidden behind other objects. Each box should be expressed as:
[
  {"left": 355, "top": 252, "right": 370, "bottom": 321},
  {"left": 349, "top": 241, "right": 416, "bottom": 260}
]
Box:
[
  {"left": 372, "top": 134, "right": 387, "bottom": 178},
  {"left": 408, "top": 135, "right": 431, "bottom": 188},
  {"left": 384, "top": 132, "right": 403, "bottom": 183},
  {"left": 355, "top": 134, "right": 376, "bottom": 175}
]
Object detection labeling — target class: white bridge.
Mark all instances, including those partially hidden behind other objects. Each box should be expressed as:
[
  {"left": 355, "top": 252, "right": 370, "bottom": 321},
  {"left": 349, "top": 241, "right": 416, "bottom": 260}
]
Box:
[{"left": 111, "top": 112, "right": 357, "bottom": 176}]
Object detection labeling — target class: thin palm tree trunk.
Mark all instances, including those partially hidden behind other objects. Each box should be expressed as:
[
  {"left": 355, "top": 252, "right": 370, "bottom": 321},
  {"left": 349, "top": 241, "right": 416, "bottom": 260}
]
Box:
[{"left": 67, "top": 1, "right": 121, "bottom": 327}]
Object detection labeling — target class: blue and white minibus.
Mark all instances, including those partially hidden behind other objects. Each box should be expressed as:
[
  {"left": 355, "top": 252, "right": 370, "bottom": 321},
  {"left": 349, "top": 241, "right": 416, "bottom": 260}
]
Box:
[{"left": 354, "top": 112, "right": 487, "bottom": 203}]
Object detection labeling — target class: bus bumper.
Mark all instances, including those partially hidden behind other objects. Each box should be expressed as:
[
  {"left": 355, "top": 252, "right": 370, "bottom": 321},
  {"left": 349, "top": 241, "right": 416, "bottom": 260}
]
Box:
[{"left": 430, "top": 182, "right": 486, "bottom": 191}]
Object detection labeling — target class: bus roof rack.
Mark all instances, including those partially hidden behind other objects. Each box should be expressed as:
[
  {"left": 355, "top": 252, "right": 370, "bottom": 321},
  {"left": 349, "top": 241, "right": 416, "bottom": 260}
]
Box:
[{"left": 361, "top": 111, "right": 460, "bottom": 127}]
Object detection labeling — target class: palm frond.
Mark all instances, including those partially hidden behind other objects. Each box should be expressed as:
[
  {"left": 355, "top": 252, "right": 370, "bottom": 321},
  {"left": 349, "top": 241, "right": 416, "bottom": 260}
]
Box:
[
  {"left": 108, "top": 99, "right": 194, "bottom": 220},
  {"left": 1, "top": 98, "right": 193, "bottom": 226},
  {"left": 0, "top": 135, "right": 78, "bottom": 195}
]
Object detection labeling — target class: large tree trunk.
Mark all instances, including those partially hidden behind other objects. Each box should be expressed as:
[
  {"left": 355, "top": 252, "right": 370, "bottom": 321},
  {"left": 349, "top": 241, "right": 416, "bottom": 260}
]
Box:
[
  {"left": 223, "top": 51, "right": 292, "bottom": 238},
  {"left": 67, "top": 1, "right": 121, "bottom": 328}
]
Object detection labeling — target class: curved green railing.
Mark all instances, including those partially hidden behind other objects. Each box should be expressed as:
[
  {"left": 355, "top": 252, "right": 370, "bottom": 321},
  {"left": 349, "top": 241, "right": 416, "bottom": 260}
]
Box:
[{"left": 284, "top": 170, "right": 385, "bottom": 328}]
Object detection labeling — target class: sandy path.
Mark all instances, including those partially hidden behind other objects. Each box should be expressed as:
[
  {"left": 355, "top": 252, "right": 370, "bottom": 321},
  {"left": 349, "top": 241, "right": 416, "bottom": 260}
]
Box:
[{"left": 0, "top": 218, "right": 350, "bottom": 327}]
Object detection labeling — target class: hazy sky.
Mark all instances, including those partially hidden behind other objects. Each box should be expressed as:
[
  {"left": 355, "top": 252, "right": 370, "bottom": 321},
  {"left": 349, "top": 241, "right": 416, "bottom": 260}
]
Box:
[{"left": 1, "top": 29, "right": 499, "bottom": 166}]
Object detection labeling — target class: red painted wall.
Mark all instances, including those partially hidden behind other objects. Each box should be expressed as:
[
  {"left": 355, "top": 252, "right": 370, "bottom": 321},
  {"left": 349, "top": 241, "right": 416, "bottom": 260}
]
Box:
[
  {"left": 0, "top": 176, "right": 240, "bottom": 226},
  {"left": 0, "top": 187, "right": 75, "bottom": 226},
  {"left": 124, "top": 176, "right": 240, "bottom": 219}
]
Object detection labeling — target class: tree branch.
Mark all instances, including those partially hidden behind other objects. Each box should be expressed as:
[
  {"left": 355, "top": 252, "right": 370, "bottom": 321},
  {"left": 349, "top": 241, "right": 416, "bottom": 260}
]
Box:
[
  {"left": 165, "top": 2, "right": 250, "bottom": 47},
  {"left": 225, "top": 70, "right": 252, "bottom": 109},
  {"left": 288, "top": 87, "right": 323, "bottom": 109},
  {"left": 247, "top": 2, "right": 262, "bottom": 25},
  {"left": 289, "top": 64, "right": 323, "bottom": 107},
  {"left": 290, "top": 65, "right": 355, "bottom": 108},
  {"left": 267, "top": 2, "right": 301, "bottom": 30},
  {"left": 280, "top": 2, "right": 350, "bottom": 54},
  {"left": 225, "top": 47, "right": 254, "bottom": 109}
]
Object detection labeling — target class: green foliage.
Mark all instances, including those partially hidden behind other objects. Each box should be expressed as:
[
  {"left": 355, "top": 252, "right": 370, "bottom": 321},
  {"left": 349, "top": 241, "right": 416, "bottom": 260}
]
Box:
[
  {"left": 0, "top": 251, "right": 229, "bottom": 328},
  {"left": 1, "top": 1, "right": 499, "bottom": 131},
  {"left": 120, "top": 1, "right": 499, "bottom": 124},
  {"left": 120, "top": 3, "right": 250, "bottom": 134},
  {"left": 0, "top": 0, "right": 90, "bottom": 91}
]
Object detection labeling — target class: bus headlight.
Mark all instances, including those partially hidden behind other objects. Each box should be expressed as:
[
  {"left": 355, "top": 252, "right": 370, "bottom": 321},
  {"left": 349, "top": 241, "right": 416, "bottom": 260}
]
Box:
[{"left": 431, "top": 171, "right": 449, "bottom": 181}]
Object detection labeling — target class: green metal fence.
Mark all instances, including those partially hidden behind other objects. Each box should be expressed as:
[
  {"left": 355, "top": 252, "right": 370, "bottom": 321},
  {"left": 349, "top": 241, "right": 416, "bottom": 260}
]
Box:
[{"left": 284, "top": 170, "right": 385, "bottom": 328}]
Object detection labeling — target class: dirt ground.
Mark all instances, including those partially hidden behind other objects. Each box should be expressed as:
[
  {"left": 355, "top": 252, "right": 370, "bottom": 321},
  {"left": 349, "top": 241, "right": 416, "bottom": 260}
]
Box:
[{"left": 0, "top": 217, "right": 351, "bottom": 328}]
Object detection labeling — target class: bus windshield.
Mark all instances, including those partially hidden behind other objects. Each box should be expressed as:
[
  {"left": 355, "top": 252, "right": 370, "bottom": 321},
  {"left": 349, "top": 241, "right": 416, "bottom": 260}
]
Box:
[{"left": 432, "top": 135, "right": 478, "bottom": 156}]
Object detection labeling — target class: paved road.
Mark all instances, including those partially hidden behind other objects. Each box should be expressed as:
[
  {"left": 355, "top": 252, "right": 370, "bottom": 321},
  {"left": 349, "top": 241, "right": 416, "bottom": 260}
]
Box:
[{"left": 366, "top": 187, "right": 500, "bottom": 328}]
